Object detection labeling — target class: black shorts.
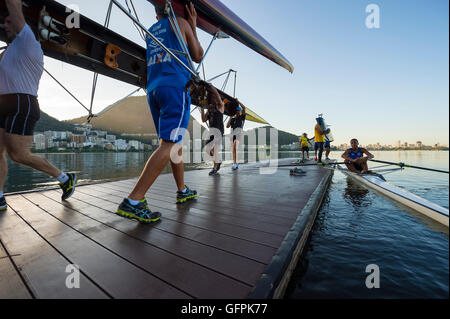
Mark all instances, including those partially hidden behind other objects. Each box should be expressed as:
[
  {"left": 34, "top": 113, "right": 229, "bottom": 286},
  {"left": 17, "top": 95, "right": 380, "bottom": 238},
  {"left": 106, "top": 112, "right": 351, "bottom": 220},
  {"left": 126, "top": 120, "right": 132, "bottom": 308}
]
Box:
[
  {"left": 302, "top": 146, "right": 309, "bottom": 151},
  {"left": 0, "top": 94, "right": 40, "bottom": 136},
  {"left": 353, "top": 162, "right": 363, "bottom": 172}
]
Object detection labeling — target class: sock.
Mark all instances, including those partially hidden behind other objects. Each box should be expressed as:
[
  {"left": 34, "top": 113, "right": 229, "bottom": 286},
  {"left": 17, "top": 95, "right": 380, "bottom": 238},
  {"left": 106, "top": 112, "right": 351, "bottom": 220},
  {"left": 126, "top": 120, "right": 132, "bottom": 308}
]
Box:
[
  {"left": 57, "top": 173, "right": 69, "bottom": 183},
  {"left": 0, "top": 191, "right": 3, "bottom": 198},
  {"left": 127, "top": 198, "right": 140, "bottom": 206}
]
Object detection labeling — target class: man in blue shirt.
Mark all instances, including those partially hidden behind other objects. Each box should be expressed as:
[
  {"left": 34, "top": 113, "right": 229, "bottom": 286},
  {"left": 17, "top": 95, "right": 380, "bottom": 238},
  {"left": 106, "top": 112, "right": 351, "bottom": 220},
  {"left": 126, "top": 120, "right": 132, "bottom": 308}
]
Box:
[
  {"left": 117, "top": 3, "right": 205, "bottom": 223},
  {"left": 342, "top": 138, "right": 374, "bottom": 174}
]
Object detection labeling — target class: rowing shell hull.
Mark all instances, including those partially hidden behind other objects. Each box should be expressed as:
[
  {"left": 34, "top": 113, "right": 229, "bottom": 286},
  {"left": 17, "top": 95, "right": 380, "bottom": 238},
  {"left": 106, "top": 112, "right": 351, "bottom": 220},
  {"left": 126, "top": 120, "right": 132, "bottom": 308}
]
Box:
[
  {"left": 338, "top": 166, "right": 449, "bottom": 227},
  {"left": 146, "top": 0, "right": 294, "bottom": 73}
]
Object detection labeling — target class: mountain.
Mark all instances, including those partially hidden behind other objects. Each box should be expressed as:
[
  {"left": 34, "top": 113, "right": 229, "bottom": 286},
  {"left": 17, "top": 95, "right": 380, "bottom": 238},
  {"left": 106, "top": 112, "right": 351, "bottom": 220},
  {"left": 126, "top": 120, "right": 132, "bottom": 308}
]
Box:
[
  {"left": 66, "top": 95, "right": 202, "bottom": 141},
  {"left": 35, "top": 111, "right": 77, "bottom": 133}
]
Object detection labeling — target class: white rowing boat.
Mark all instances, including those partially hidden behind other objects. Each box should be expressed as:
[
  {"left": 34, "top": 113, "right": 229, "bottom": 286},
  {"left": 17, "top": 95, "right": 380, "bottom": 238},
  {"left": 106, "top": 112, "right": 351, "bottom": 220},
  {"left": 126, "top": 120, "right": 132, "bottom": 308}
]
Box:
[{"left": 337, "top": 165, "right": 449, "bottom": 227}]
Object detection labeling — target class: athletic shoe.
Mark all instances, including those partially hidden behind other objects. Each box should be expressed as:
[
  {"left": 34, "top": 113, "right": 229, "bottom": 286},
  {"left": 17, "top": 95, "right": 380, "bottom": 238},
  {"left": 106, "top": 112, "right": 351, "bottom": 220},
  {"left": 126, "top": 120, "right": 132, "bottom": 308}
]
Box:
[
  {"left": 232, "top": 163, "right": 239, "bottom": 170},
  {"left": 177, "top": 186, "right": 198, "bottom": 204},
  {"left": 216, "top": 163, "right": 222, "bottom": 172},
  {"left": 117, "top": 198, "right": 161, "bottom": 224},
  {"left": 314, "top": 157, "right": 318, "bottom": 161},
  {"left": 60, "top": 173, "right": 77, "bottom": 200},
  {"left": 0, "top": 196, "right": 7, "bottom": 211},
  {"left": 290, "top": 168, "right": 306, "bottom": 176},
  {"left": 326, "top": 157, "right": 330, "bottom": 161},
  {"left": 209, "top": 169, "right": 218, "bottom": 176}
]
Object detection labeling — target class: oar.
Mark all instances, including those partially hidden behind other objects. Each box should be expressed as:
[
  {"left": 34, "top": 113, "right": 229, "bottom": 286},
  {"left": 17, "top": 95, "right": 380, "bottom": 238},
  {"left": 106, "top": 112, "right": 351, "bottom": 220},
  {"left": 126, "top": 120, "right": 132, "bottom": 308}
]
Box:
[
  {"left": 266, "top": 162, "right": 347, "bottom": 168},
  {"left": 369, "top": 160, "right": 449, "bottom": 174}
]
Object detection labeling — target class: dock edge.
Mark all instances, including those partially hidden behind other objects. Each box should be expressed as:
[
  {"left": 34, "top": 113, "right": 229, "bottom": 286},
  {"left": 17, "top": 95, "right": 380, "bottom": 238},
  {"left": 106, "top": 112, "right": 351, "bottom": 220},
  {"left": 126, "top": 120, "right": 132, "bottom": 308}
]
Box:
[{"left": 247, "top": 168, "right": 334, "bottom": 299}]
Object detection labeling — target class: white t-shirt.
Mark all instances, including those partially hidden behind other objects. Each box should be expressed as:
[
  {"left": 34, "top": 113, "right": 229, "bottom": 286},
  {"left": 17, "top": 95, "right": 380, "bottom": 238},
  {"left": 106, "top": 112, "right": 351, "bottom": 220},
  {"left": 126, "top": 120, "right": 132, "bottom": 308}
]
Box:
[{"left": 0, "top": 24, "right": 44, "bottom": 96}]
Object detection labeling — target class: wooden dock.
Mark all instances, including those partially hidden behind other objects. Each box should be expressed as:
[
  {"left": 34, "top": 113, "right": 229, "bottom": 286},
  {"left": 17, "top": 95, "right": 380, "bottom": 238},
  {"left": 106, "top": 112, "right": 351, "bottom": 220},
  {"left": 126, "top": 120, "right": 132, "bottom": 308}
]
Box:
[{"left": 0, "top": 159, "right": 333, "bottom": 299}]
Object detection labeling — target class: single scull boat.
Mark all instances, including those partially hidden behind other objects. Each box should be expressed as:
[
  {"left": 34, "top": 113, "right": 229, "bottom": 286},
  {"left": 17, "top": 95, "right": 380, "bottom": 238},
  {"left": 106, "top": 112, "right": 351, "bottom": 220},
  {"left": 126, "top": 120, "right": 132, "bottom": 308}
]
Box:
[{"left": 337, "top": 165, "right": 449, "bottom": 227}]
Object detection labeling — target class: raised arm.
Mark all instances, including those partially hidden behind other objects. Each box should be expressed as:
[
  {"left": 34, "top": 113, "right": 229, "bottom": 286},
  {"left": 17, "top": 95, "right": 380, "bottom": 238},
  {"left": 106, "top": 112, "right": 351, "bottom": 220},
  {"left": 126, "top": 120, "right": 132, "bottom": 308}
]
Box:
[
  {"left": 5, "top": 0, "right": 25, "bottom": 34},
  {"left": 226, "top": 116, "right": 232, "bottom": 129},
  {"left": 179, "top": 3, "right": 204, "bottom": 63},
  {"left": 199, "top": 107, "right": 208, "bottom": 123}
]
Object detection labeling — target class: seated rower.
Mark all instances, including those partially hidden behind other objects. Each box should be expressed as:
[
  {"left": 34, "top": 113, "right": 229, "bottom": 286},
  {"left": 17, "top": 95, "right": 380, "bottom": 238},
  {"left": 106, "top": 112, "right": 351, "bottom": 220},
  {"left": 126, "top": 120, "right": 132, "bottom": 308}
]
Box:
[{"left": 341, "top": 138, "right": 374, "bottom": 174}]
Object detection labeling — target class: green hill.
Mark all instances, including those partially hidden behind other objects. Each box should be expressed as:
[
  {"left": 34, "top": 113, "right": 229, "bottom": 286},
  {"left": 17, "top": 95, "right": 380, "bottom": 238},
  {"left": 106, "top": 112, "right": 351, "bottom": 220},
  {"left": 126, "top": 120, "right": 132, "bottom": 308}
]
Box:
[
  {"left": 66, "top": 95, "right": 203, "bottom": 142},
  {"left": 245, "top": 126, "right": 299, "bottom": 146},
  {"left": 35, "top": 111, "right": 77, "bottom": 132}
]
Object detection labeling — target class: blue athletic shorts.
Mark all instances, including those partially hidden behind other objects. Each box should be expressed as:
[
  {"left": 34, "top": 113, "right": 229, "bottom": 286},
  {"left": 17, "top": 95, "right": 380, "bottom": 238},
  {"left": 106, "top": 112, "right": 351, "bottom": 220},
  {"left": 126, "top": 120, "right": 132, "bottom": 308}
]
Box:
[
  {"left": 147, "top": 87, "right": 191, "bottom": 144},
  {"left": 324, "top": 141, "right": 331, "bottom": 148}
]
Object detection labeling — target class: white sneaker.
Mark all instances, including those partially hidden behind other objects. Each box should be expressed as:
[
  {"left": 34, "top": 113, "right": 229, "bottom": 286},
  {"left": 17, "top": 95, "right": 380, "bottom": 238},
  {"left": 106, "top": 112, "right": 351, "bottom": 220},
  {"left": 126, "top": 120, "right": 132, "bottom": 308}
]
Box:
[{"left": 232, "top": 164, "right": 239, "bottom": 170}]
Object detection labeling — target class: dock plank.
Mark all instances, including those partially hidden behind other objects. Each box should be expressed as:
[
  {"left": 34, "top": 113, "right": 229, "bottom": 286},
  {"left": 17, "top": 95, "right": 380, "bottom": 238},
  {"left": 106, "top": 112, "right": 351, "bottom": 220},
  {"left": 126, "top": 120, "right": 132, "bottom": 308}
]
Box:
[
  {"left": 66, "top": 188, "right": 285, "bottom": 248},
  {"left": 0, "top": 197, "right": 109, "bottom": 299},
  {"left": 42, "top": 190, "right": 277, "bottom": 264},
  {"left": 0, "top": 242, "right": 32, "bottom": 299},
  {"left": 6, "top": 195, "right": 191, "bottom": 299},
  {"left": 23, "top": 192, "right": 267, "bottom": 286}
]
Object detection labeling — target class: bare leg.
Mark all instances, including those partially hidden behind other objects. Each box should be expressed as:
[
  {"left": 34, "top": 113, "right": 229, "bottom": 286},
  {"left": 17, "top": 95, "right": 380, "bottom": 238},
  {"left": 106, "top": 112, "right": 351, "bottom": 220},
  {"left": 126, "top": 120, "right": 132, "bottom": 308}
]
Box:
[
  {"left": 232, "top": 140, "right": 237, "bottom": 164},
  {"left": 5, "top": 133, "right": 61, "bottom": 178},
  {"left": 360, "top": 159, "right": 370, "bottom": 174},
  {"left": 0, "top": 129, "right": 7, "bottom": 191},
  {"left": 326, "top": 147, "right": 331, "bottom": 158},
  {"left": 169, "top": 144, "right": 185, "bottom": 191},
  {"left": 345, "top": 161, "right": 359, "bottom": 173},
  {"left": 128, "top": 140, "right": 175, "bottom": 201}
]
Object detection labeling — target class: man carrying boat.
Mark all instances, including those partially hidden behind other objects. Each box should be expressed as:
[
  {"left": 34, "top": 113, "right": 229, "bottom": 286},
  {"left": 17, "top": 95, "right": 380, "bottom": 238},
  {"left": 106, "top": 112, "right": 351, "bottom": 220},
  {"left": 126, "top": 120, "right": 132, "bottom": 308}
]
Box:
[
  {"left": 117, "top": 3, "right": 204, "bottom": 223},
  {"left": 226, "top": 105, "right": 246, "bottom": 170},
  {"left": 201, "top": 100, "right": 225, "bottom": 176},
  {"left": 341, "top": 139, "right": 374, "bottom": 174},
  {"left": 0, "top": 0, "right": 76, "bottom": 211},
  {"left": 314, "top": 122, "right": 330, "bottom": 163}
]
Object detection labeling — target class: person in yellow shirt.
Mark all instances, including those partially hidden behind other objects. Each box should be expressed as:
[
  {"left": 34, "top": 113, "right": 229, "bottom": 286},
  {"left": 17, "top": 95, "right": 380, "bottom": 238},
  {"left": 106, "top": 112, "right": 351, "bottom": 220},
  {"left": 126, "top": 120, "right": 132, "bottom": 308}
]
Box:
[
  {"left": 314, "top": 123, "right": 330, "bottom": 164},
  {"left": 299, "top": 133, "right": 310, "bottom": 162}
]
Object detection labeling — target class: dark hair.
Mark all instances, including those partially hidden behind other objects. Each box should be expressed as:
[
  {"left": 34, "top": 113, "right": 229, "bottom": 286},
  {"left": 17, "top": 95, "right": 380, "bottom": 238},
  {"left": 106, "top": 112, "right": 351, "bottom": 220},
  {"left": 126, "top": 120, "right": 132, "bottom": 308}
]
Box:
[
  {"left": 155, "top": 5, "right": 168, "bottom": 18},
  {"left": 351, "top": 138, "right": 358, "bottom": 143}
]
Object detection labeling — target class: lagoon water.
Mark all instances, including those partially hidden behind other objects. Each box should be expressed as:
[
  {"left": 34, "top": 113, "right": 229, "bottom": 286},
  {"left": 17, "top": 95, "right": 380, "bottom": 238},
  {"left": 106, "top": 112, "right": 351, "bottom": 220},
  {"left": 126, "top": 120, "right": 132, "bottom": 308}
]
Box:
[{"left": 3, "top": 150, "right": 449, "bottom": 298}]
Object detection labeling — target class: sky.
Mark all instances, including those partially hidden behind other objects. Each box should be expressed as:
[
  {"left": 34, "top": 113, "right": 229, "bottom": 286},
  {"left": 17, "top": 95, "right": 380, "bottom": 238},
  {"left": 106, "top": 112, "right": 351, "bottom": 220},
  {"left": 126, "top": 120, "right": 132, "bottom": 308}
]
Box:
[{"left": 2, "top": 0, "right": 448, "bottom": 146}]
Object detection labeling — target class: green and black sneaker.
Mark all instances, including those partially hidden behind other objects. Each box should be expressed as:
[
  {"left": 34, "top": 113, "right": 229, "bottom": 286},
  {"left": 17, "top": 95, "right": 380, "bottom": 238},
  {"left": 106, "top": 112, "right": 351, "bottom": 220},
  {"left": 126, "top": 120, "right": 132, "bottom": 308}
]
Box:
[
  {"left": 60, "top": 173, "right": 77, "bottom": 201},
  {"left": 176, "top": 186, "right": 198, "bottom": 204},
  {"left": 117, "top": 198, "right": 161, "bottom": 224},
  {"left": 0, "top": 196, "right": 7, "bottom": 211}
]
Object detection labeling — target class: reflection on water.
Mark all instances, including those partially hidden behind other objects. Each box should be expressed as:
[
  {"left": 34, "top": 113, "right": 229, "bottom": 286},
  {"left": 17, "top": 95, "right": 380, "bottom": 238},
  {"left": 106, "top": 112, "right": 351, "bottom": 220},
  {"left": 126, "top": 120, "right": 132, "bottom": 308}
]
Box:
[{"left": 343, "top": 179, "right": 371, "bottom": 209}]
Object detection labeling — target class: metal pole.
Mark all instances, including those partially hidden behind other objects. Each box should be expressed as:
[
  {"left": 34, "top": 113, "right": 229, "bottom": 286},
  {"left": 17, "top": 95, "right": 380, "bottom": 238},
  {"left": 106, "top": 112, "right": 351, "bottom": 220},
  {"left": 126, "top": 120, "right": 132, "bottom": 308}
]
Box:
[
  {"left": 110, "top": 0, "right": 199, "bottom": 79},
  {"left": 92, "top": 88, "right": 142, "bottom": 118},
  {"left": 167, "top": 0, "right": 195, "bottom": 71},
  {"left": 207, "top": 69, "right": 233, "bottom": 82},
  {"left": 196, "top": 33, "right": 217, "bottom": 73}
]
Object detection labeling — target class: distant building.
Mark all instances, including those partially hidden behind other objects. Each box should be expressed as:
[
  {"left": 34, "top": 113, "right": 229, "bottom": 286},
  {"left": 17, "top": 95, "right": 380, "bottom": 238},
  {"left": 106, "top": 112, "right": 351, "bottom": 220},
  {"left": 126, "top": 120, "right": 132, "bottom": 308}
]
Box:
[
  {"left": 33, "top": 134, "right": 46, "bottom": 150},
  {"left": 71, "top": 135, "right": 87, "bottom": 144},
  {"left": 106, "top": 135, "right": 116, "bottom": 142},
  {"left": 115, "top": 139, "right": 128, "bottom": 151},
  {"left": 416, "top": 141, "right": 423, "bottom": 148}
]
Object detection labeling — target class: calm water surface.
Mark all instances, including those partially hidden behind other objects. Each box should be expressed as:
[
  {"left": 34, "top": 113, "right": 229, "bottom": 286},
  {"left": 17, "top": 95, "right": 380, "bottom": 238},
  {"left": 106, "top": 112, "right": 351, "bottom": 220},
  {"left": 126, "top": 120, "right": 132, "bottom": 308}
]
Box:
[
  {"left": 4, "top": 150, "right": 449, "bottom": 298},
  {"left": 286, "top": 151, "right": 449, "bottom": 299}
]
